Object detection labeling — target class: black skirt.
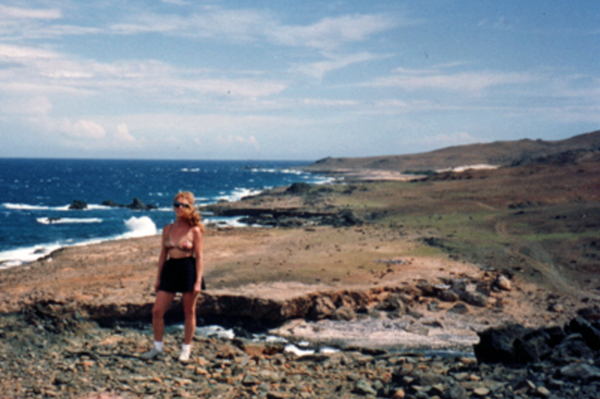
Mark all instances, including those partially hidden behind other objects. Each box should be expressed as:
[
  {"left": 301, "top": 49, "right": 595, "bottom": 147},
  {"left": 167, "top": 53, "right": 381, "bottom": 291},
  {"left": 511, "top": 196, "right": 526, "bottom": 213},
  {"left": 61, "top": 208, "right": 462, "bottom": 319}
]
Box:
[{"left": 158, "top": 257, "right": 205, "bottom": 293}]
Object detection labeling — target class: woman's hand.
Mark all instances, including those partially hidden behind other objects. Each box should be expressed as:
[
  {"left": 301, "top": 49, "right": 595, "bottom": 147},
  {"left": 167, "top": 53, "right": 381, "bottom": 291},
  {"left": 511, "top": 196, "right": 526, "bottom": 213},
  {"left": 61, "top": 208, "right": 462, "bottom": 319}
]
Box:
[
  {"left": 193, "top": 281, "right": 202, "bottom": 295},
  {"left": 154, "top": 279, "right": 161, "bottom": 293}
]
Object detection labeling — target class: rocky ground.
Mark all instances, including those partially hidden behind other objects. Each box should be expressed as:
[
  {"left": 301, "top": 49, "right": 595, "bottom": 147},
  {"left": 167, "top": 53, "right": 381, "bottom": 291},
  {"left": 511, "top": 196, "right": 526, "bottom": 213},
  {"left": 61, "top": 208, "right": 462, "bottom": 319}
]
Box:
[{"left": 1, "top": 303, "right": 600, "bottom": 399}]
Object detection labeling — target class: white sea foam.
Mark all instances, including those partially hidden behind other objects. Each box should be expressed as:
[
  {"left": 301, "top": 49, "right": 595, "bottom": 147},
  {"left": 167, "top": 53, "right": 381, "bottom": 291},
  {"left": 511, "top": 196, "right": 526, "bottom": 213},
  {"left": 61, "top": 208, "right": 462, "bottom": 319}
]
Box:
[
  {"left": 122, "top": 216, "right": 157, "bottom": 238},
  {"left": 3, "top": 203, "right": 70, "bottom": 211},
  {"left": 1, "top": 216, "right": 158, "bottom": 269},
  {"left": 0, "top": 244, "right": 62, "bottom": 269},
  {"left": 37, "top": 217, "right": 102, "bottom": 225},
  {"left": 218, "top": 187, "right": 263, "bottom": 202},
  {"left": 181, "top": 168, "right": 200, "bottom": 172},
  {"left": 3, "top": 203, "right": 111, "bottom": 211},
  {"left": 250, "top": 168, "right": 305, "bottom": 175}
]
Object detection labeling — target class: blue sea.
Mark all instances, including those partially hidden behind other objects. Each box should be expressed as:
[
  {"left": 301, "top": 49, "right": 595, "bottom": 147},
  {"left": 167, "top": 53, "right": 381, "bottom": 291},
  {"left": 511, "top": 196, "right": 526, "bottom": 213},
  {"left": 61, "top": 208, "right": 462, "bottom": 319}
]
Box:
[{"left": 0, "top": 158, "right": 326, "bottom": 268}]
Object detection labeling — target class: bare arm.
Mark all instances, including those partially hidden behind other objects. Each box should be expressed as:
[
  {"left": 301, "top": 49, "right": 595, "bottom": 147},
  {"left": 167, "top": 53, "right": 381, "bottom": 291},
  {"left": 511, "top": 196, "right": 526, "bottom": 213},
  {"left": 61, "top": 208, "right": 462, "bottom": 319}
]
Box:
[
  {"left": 192, "top": 226, "right": 203, "bottom": 293},
  {"left": 155, "top": 226, "right": 169, "bottom": 292}
]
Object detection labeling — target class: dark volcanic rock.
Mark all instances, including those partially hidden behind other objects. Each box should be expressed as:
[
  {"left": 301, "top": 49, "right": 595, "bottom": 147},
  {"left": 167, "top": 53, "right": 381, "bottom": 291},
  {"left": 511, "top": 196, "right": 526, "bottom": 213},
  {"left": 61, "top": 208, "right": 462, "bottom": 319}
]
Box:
[
  {"left": 101, "top": 199, "right": 123, "bottom": 207},
  {"left": 127, "top": 197, "right": 157, "bottom": 210},
  {"left": 68, "top": 200, "right": 88, "bottom": 210}
]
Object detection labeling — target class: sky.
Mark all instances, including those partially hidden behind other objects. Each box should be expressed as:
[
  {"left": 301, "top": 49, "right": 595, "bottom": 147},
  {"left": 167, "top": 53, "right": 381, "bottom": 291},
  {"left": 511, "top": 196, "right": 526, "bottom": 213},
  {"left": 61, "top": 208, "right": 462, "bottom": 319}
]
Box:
[{"left": 0, "top": 1, "right": 599, "bottom": 160}]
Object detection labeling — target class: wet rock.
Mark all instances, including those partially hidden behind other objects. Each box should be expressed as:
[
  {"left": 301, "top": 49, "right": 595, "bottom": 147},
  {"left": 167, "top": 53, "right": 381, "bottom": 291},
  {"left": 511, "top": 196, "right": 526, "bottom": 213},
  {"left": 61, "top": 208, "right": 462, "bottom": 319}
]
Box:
[
  {"left": 559, "top": 362, "right": 600, "bottom": 381},
  {"left": 127, "top": 198, "right": 157, "bottom": 210},
  {"left": 101, "top": 200, "right": 123, "bottom": 207},
  {"left": 69, "top": 200, "right": 88, "bottom": 210}
]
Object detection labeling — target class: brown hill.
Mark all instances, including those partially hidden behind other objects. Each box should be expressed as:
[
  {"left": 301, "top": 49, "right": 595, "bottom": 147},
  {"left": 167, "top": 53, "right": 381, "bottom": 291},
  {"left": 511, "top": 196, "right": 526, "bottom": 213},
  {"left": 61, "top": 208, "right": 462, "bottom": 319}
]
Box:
[{"left": 304, "top": 129, "right": 600, "bottom": 172}]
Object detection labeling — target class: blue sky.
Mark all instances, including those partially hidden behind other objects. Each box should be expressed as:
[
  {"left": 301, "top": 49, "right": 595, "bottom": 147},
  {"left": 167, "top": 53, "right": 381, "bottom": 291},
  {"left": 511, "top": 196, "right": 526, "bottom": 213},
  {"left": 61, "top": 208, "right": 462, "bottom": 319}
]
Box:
[{"left": 0, "top": 0, "right": 598, "bottom": 160}]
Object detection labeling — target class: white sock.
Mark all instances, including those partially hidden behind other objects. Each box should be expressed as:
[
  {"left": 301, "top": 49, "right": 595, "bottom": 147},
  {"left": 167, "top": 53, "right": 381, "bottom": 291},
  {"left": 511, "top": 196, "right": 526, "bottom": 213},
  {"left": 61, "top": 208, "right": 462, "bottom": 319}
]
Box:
[
  {"left": 154, "top": 341, "right": 163, "bottom": 352},
  {"left": 181, "top": 343, "right": 191, "bottom": 352}
]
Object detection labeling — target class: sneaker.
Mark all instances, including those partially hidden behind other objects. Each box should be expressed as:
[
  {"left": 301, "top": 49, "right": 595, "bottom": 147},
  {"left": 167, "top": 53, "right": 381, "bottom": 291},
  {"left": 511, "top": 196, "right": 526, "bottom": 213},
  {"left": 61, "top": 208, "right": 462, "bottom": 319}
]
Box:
[
  {"left": 140, "top": 347, "right": 162, "bottom": 360},
  {"left": 178, "top": 347, "right": 191, "bottom": 363}
]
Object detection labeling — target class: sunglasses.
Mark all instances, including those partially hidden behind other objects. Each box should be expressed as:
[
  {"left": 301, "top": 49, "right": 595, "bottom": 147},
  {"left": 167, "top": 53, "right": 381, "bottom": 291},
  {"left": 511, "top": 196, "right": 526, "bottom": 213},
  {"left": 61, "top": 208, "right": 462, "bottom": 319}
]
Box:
[{"left": 173, "top": 201, "right": 191, "bottom": 209}]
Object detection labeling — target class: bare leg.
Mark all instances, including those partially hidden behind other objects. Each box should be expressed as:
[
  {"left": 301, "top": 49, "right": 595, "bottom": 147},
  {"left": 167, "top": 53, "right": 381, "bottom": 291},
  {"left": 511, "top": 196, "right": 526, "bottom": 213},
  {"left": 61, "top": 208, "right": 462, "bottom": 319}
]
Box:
[
  {"left": 152, "top": 290, "right": 175, "bottom": 343},
  {"left": 182, "top": 291, "right": 200, "bottom": 344}
]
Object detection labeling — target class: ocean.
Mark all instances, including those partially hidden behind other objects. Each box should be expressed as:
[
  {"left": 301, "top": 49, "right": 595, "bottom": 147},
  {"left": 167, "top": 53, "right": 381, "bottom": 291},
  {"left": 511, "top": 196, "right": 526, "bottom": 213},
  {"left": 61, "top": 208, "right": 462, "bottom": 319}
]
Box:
[{"left": 0, "top": 158, "right": 325, "bottom": 268}]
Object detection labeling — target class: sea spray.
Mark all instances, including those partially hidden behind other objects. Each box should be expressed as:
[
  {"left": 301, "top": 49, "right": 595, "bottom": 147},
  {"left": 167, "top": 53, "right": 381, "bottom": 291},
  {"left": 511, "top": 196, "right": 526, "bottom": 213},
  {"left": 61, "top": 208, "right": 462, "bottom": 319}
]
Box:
[{"left": 123, "top": 216, "right": 157, "bottom": 238}]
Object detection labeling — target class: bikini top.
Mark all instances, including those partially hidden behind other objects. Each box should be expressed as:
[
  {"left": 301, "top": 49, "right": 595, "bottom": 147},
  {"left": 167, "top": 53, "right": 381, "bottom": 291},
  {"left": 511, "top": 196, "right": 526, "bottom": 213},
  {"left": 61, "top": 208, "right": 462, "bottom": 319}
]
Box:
[{"left": 164, "top": 224, "right": 194, "bottom": 255}]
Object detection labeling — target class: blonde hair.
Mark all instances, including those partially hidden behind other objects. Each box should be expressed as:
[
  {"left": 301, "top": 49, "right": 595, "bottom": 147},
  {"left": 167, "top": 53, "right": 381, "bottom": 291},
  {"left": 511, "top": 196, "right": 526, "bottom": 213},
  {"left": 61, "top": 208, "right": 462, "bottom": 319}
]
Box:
[{"left": 174, "top": 191, "right": 205, "bottom": 232}]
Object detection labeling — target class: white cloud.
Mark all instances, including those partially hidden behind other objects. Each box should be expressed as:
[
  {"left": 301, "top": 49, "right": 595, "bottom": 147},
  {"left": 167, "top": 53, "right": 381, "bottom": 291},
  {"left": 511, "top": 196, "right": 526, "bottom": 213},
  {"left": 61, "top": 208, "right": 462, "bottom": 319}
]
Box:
[
  {"left": 272, "top": 14, "right": 397, "bottom": 50},
  {"left": 365, "top": 69, "right": 536, "bottom": 92},
  {"left": 295, "top": 52, "right": 388, "bottom": 79},
  {"left": 115, "top": 124, "right": 136, "bottom": 143},
  {"left": 0, "top": 5, "right": 61, "bottom": 20},
  {"left": 0, "top": 43, "right": 58, "bottom": 60},
  {"left": 162, "top": 0, "right": 190, "bottom": 5},
  {"left": 69, "top": 120, "right": 106, "bottom": 139},
  {"left": 0, "top": 44, "right": 287, "bottom": 99},
  {"left": 108, "top": 8, "right": 398, "bottom": 51}
]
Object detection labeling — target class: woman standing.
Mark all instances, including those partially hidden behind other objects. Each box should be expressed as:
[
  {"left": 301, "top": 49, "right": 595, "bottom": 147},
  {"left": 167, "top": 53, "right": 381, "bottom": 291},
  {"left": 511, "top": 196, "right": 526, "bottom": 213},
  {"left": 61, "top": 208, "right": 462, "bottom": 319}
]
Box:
[{"left": 141, "top": 191, "right": 204, "bottom": 362}]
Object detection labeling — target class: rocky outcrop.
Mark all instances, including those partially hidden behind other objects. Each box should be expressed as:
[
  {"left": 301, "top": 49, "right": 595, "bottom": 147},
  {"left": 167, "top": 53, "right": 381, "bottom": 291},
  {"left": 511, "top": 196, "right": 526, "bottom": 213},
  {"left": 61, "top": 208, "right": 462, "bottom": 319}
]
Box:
[
  {"left": 68, "top": 200, "right": 88, "bottom": 210},
  {"left": 474, "top": 307, "right": 600, "bottom": 366},
  {"left": 100, "top": 198, "right": 158, "bottom": 210}
]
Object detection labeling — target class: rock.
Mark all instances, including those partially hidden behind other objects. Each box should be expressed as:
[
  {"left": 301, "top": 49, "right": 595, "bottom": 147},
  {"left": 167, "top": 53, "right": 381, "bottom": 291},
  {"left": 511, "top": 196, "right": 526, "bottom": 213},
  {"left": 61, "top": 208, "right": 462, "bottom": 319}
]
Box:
[
  {"left": 333, "top": 209, "right": 363, "bottom": 227},
  {"left": 442, "top": 384, "right": 468, "bottom": 399},
  {"left": 473, "top": 387, "right": 490, "bottom": 397},
  {"left": 495, "top": 275, "right": 512, "bottom": 291},
  {"left": 568, "top": 317, "right": 600, "bottom": 350},
  {"left": 101, "top": 200, "right": 122, "bottom": 207},
  {"left": 427, "top": 300, "right": 441, "bottom": 312},
  {"left": 578, "top": 305, "right": 600, "bottom": 321},
  {"left": 437, "top": 289, "right": 460, "bottom": 302},
  {"left": 376, "top": 293, "right": 406, "bottom": 313},
  {"left": 127, "top": 198, "right": 156, "bottom": 210},
  {"left": 242, "top": 373, "right": 261, "bottom": 386},
  {"left": 447, "top": 303, "right": 469, "bottom": 315},
  {"left": 392, "top": 388, "right": 405, "bottom": 398},
  {"left": 353, "top": 379, "right": 377, "bottom": 396},
  {"left": 559, "top": 363, "right": 600, "bottom": 381},
  {"left": 549, "top": 303, "right": 564, "bottom": 313},
  {"left": 460, "top": 291, "right": 490, "bottom": 307},
  {"left": 309, "top": 296, "right": 336, "bottom": 320},
  {"left": 69, "top": 200, "right": 87, "bottom": 210},
  {"left": 474, "top": 324, "right": 532, "bottom": 364},
  {"left": 333, "top": 306, "right": 356, "bottom": 321},
  {"left": 536, "top": 386, "right": 551, "bottom": 397}
]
